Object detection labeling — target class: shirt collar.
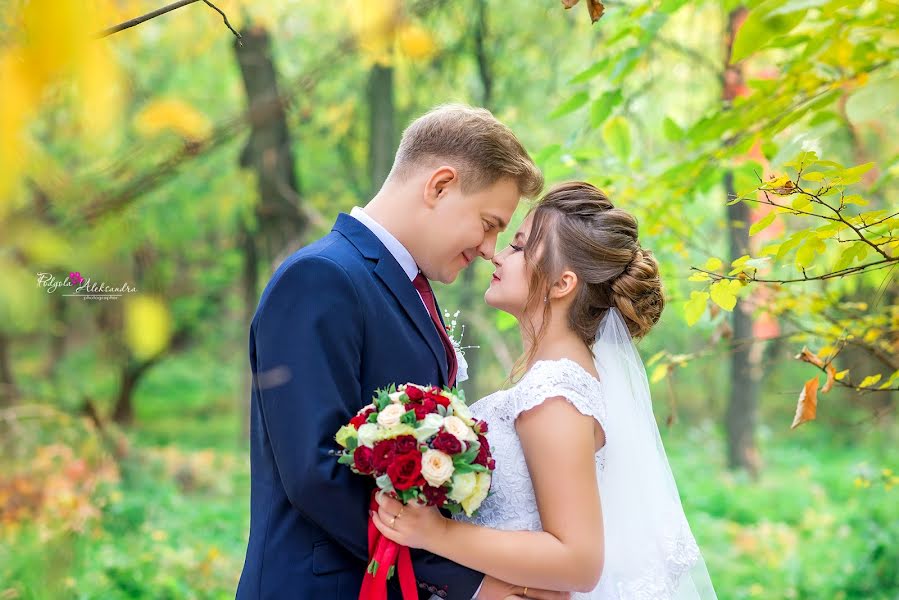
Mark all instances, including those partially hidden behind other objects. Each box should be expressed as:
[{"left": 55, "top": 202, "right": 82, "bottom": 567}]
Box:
[{"left": 349, "top": 206, "right": 419, "bottom": 281}]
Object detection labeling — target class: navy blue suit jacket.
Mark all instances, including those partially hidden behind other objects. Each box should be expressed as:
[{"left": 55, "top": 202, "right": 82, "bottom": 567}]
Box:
[{"left": 237, "top": 213, "right": 484, "bottom": 599}]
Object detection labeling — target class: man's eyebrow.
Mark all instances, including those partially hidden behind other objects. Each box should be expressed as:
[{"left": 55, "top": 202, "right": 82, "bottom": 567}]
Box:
[{"left": 487, "top": 214, "right": 508, "bottom": 231}]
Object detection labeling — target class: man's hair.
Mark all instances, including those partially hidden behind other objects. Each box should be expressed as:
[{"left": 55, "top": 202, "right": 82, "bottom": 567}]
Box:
[{"left": 388, "top": 103, "right": 543, "bottom": 198}]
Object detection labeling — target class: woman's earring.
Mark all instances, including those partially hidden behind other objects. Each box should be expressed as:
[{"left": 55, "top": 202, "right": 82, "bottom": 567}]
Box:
[{"left": 544, "top": 295, "right": 549, "bottom": 303}]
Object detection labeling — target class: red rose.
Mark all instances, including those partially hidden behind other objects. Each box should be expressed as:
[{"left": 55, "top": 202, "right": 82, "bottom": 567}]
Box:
[
  {"left": 350, "top": 407, "right": 376, "bottom": 429},
  {"left": 432, "top": 393, "right": 451, "bottom": 408},
  {"left": 388, "top": 451, "right": 425, "bottom": 490},
  {"left": 422, "top": 484, "right": 448, "bottom": 506},
  {"left": 476, "top": 419, "right": 489, "bottom": 434},
  {"left": 432, "top": 431, "right": 463, "bottom": 455},
  {"left": 353, "top": 446, "right": 374, "bottom": 474},
  {"left": 473, "top": 434, "right": 491, "bottom": 467},
  {"left": 405, "top": 386, "right": 424, "bottom": 401},
  {"left": 409, "top": 398, "right": 439, "bottom": 420},
  {"left": 372, "top": 439, "right": 397, "bottom": 472},
  {"left": 394, "top": 435, "right": 418, "bottom": 455},
  {"left": 487, "top": 458, "right": 496, "bottom": 470}
]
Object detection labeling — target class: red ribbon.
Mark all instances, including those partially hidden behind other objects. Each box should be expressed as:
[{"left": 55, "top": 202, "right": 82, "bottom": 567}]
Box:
[{"left": 359, "top": 491, "right": 418, "bottom": 600}]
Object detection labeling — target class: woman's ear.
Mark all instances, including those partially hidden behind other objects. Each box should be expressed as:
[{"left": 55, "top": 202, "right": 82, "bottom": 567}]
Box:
[
  {"left": 423, "top": 166, "right": 457, "bottom": 208},
  {"left": 550, "top": 270, "right": 579, "bottom": 301}
]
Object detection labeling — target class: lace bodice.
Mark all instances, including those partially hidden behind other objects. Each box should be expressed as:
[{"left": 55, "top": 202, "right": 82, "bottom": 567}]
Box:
[
  {"left": 455, "top": 358, "right": 606, "bottom": 534},
  {"left": 454, "top": 358, "right": 706, "bottom": 600}
]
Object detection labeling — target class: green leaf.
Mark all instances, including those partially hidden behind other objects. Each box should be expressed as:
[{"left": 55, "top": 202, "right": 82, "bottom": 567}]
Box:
[
  {"left": 663, "top": 116, "right": 684, "bottom": 142},
  {"left": 731, "top": 1, "right": 807, "bottom": 62},
  {"left": 749, "top": 211, "right": 777, "bottom": 236},
  {"left": 684, "top": 291, "right": 709, "bottom": 326},
  {"left": 550, "top": 91, "right": 589, "bottom": 119},
  {"left": 602, "top": 116, "right": 632, "bottom": 162},
  {"left": 570, "top": 58, "right": 610, "bottom": 84},
  {"left": 589, "top": 90, "right": 623, "bottom": 129}
]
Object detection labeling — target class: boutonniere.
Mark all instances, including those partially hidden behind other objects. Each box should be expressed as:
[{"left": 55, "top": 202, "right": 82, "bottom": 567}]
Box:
[{"left": 443, "top": 310, "right": 478, "bottom": 384}]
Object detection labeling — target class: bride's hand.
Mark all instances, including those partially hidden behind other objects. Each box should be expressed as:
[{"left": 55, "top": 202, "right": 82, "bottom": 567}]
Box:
[{"left": 371, "top": 490, "right": 446, "bottom": 550}]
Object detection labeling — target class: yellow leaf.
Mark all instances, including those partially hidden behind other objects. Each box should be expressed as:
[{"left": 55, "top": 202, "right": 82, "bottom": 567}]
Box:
[
  {"left": 397, "top": 23, "right": 436, "bottom": 60},
  {"left": 703, "top": 257, "right": 723, "bottom": 271},
  {"left": 858, "top": 374, "right": 882, "bottom": 389},
  {"left": 348, "top": 0, "right": 401, "bottom": 66},
  {"left": 125, "top": 296, "right": 173, "bottom": 360},
  {"left": 834, "top": 369, "right": 849, "bottom": 381},
  {"left": 134, "top": 99, "right": 212, "bottom": 141},
  {"left": 749, "top": 211, "right": 776, "bottom": 236},
  {"left": 710, "top": 279, "right": 739, "bottom": 311},
  {"left": 650, "top": 364, "right": 669, "bottom": 384},
  {"left": 684, "top": 291, "right": 709, "bottom": 326},
  {"left": 688, "top": 272, "right": 711, "bottom": 282},
  {"left": 0, "top": 51, "right": 34, "bottom": 207}
]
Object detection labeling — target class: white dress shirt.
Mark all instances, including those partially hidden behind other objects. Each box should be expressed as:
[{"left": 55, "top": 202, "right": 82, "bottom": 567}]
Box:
[{"left": 348, "top": 207, "right": 483, "bottom": 600}]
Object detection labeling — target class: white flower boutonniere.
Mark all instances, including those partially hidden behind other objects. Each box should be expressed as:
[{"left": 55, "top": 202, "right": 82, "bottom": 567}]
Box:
[{"left": 443, "top": 310, "right": 478, "bottom": 384}]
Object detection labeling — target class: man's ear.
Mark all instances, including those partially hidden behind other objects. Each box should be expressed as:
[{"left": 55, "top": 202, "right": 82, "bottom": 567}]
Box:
[
  {"left": 550, "top": 270, "right": 579, "bottom": 301},
  {"left": 423, "top": 166, "right": 458, "bottom": 208}
]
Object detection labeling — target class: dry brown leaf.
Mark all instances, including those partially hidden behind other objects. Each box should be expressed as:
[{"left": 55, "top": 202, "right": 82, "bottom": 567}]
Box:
[
  {"left": 791, "top": 377, "right": 819, "bottom": 429},
  {"left": 560, "top": 0, "right": 605, "bottom": 23},
  {"left": 795, "top": 346, "right": 825, "bottom": 369},
  {"left": 587, "top": 0, "right": 605, "bottom": 22},
  {"left": 822, "top": 363, "right": 836, "bottom": 393}
]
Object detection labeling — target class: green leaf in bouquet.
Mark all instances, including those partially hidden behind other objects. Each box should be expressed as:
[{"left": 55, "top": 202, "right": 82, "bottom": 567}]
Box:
[
  {"left": 375, "top": 391, "right": 391, "bottom": 411},
  {"left": 367, "top": 412, "right": 378, "bottom": 424},
  {"left": 444, "top": 502, "right": 462, "bottom": 516},
  {"left": 400, "top": 410, "right": 417, "bottom": 426},
  {"left": 346, "top": 436, "right": 358, "bottom": 451},
  {"left": 437, "top": 404, "right": 448, "bottom": 418},
  {"left": 376, "top": 474, "right": 395, "bottom": 494},
  {"left": 337, "top": 453, "right": 356, "bottom": 466}
]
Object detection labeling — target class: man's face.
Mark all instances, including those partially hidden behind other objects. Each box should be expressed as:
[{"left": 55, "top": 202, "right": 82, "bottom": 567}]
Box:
[{"left": 417, "top": 176, "right": 521, "bottom": 284}]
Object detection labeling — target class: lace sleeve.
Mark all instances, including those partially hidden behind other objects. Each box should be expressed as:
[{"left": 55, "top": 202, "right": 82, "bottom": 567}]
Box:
[{"left": 507, "top": 359, "right": 607, "bottom": 434}]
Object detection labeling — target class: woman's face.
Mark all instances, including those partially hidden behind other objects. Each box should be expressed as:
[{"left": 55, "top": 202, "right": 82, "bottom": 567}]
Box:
[{"left": 485, "top": 213, "right": 535, "bottom": 317}]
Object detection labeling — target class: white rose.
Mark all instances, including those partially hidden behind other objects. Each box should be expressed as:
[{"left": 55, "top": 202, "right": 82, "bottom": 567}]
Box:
[
  {"left": 388, "top": 392, "right": 405, "bottom": 404},
  {"left": 413, "top": 413, "right": 445, "bottom": 442},
  {"left": 420, "top": 450, "right": 455, "bottom": 488},
  {"left": 443, "top": 416, "right": 478, "bottom": 443},
  {"left": 449, "top": 397, "right": 474, "bottom": 425},
  {"left": 377, "top": 403, "right": 407, "bottom": 428},
  {"left": 448, "top": 472, "right": 476, "bottom": 503},
  {"left": 357, "top": 423, "right": 380, "bottom": 448},
  {"left": 461, "top": 472, "right": 492, "bottom": 516}
]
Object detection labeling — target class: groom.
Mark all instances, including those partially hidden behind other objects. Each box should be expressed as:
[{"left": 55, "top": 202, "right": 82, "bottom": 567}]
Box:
[{"left": 237, "top": 104, "right": 549, "bottom": 600}]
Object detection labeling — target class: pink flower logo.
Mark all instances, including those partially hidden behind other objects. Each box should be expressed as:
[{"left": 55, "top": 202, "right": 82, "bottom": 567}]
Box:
[{"left": 69, "top": 271, "right": 84, "bottom": 285}]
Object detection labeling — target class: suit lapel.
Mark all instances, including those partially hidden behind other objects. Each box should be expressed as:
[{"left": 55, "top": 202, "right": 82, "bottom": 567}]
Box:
[{"left": 333, "top": 214, "right": 449, "bottom": 386}]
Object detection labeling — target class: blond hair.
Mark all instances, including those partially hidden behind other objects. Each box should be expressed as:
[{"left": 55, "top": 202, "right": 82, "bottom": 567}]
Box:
[{"left": 389, "top": 104, "right": 543, "bottom": 198}]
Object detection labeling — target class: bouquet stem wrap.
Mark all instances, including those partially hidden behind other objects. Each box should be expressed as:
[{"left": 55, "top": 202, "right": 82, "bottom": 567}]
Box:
[{"left": 359, "top": 490, "right": 417, "bottom": 600}]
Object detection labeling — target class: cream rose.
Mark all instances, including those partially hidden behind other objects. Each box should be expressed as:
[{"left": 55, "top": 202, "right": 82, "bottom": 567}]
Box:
[
  {"left": 449, "top": 397, "right": 475, "bottom": 425},
  {"left": 357, "top": 423, "right": 380, "bottom": 448},
  {"left": 388, "top": 391, "right": 405, "bottom": 404},
  {"left": 461, "top": 472, "right": 492, "bottom": 516},
  {"left": 413, "top": 413, "right": 445, "bottom": 442},
  {"left": 448, "top": 472, "right": 477, "bottom": 503},
  {"left": 377, "top": 403, "right": 407, "bottom": 428},
  {"left": 443, "top": 416, "right": 478, "bottom": 443},
  {"left": 420, "top": 449, "right": 455, "bottom": 488}
]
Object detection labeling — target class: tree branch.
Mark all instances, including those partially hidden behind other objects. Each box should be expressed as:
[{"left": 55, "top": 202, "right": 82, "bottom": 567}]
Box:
[{"left": 96, "top": 0, "right": 241, "bottom": 43}]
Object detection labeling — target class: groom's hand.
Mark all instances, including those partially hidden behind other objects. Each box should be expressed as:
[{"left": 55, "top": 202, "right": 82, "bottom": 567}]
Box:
[{"left": 477, "top": 576, "right": 571, "bottom": 600}]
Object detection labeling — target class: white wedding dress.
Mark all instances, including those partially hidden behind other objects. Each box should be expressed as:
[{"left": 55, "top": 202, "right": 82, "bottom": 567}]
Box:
[{"left": 454, "top": 354, "right": 712, "bottom": 599}]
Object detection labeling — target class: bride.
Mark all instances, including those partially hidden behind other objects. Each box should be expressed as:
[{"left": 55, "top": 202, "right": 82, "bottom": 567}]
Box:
[{"left": 372, "top": 181, "right": 717, "bottom": 599}]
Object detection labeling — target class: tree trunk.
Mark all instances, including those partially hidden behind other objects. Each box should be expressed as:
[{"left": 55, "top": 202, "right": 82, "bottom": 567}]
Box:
[
  {"left": 368, "top": 64, "right": 396, "bottom": 196},
  {"left": 722, "top": 7, "right": 761, "bottom": 475},
  {"left": 0, "top": 333, "right": 17, "bottom": 406},
  {"left": 234, "top": 25, "right": 305, "bottom": 439}
]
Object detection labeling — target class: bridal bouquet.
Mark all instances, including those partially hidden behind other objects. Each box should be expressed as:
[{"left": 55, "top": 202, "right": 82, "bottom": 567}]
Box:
[{"left": 334, "top": 383, "right": 494, "bottom": 600}]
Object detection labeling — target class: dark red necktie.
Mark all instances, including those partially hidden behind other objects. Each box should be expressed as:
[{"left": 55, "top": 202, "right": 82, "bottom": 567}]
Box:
[{"left": 412, "top": 273, "right": 458, "bottom": 387}]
